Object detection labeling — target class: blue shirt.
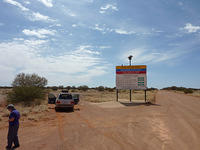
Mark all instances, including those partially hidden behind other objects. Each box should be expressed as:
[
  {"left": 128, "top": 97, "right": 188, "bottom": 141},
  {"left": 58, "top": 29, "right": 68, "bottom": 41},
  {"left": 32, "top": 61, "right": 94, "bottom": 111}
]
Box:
[{"left": 9, "top": 109, "right": 20, "bottom": 126}]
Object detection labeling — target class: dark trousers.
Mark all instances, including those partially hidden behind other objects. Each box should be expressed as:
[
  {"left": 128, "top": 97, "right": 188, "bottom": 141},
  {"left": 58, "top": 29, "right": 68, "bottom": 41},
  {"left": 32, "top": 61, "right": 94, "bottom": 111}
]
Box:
[{"left": 7, "top": 124, "right": 19, "bottom": 147}]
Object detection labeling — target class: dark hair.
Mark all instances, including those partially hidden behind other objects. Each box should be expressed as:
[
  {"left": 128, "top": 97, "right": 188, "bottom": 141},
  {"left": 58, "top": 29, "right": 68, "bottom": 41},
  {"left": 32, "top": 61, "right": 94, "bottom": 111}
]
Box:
[{"left": 7, "top": 104, "right": 15, "bottom": 110}]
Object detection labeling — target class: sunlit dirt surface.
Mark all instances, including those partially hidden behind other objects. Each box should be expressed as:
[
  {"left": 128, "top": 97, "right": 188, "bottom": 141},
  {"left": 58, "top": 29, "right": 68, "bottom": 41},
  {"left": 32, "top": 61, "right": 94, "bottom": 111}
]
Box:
[{"left": 0, "top": 91, "right": 200, "bottom": 150}]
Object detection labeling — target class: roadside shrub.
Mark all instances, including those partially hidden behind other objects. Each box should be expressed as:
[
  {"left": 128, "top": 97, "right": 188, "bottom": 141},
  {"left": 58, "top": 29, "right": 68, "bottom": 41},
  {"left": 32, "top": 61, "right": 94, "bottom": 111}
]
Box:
[
  {"left": 105, "top": 88, "right": 114, "bottom": 92},
  {"left": 162, "top": 86, "right": 195, "bottom": 94},
  {"left": 7, "top": 73, "right": 47, "bottom": 106},
  {"left": 52, "top": 86, "right": 58, "bottom": 91},
  {"left": 66, "top": 86, "right": 71, "bottom": 90},
  {"left": 183, "top": 89, "right": 193, "bottom": 94},
  {"left": 58, "top": 85, "right": 64, "bottom": 89},
  {"left": 78, "top": 85, "right": 89, "bottom": 91},
  {"left": 147, "top": 87, "right": 158, "bottom": 91},
  {"left": 96, "top": 86, "right": 104, "bottom": 91},
  {"left": 71, "top": 89, "right": 77, "bottom": 92}
]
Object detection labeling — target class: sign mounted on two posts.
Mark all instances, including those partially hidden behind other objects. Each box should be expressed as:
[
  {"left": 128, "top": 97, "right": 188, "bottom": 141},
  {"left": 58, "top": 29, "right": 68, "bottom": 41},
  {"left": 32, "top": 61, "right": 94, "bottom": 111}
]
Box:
[{"left": 116, "top": 65, "right": 147, "bottom": 90}]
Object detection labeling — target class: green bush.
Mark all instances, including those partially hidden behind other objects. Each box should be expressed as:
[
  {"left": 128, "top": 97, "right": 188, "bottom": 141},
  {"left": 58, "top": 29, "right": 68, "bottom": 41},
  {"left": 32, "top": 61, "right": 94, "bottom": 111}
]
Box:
[
  {"left": 106, "top": 88, "right": 114, "bottom": 92},
  {"left": 183, "top": 89, "right": 193, "bottom": 94},
  {"left": 52, "top": 86, "right": 58, "bottom": 91},
  {"left": 7, "top": 73, "right": 47, "bottom": 106},
  {"left": 78, "top": 85, "right": 89, "bottom": 91},
  {"left": 162, "top": 86, "right": 194, "bottom": 94},
  {"left": 96, "top": 86, "right": 105, "bottom": 91}
]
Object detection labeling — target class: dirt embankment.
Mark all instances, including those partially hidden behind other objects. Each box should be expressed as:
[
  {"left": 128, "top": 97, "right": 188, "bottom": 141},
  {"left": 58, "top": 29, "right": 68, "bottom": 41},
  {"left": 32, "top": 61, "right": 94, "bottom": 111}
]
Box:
[{"left": 0, "top": 91, "right": 200, "bottom": 150}]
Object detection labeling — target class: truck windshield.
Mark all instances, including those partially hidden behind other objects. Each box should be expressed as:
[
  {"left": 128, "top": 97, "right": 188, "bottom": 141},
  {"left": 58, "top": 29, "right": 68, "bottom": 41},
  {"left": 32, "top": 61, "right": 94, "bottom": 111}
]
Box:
[{"left": 59, "top": 94, "right": 72, "bottom": 99}]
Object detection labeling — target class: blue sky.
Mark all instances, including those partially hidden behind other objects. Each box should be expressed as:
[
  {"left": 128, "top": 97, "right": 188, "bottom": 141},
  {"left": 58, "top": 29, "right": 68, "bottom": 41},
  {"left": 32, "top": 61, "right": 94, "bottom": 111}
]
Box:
[{"left": 0, "top": 0, "right": 200, "bottom": 88}]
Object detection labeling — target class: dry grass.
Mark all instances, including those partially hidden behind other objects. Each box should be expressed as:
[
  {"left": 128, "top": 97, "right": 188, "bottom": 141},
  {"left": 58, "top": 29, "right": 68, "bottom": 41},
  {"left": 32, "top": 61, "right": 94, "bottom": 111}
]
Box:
[
  {"left": 0, "top": 104, "right": 49, "bottom": 125},
  {"left": 0, "top": 88, "right": 157, "bottom": 127},
  {"left": 171, "top": 90, "right": 200, "bottom": 97},
  {"left": 190, "top": 90, "right": 200, "bottom": 97},
  {"left": 79, "top": 89, "right": 157, "bottom": 103}
]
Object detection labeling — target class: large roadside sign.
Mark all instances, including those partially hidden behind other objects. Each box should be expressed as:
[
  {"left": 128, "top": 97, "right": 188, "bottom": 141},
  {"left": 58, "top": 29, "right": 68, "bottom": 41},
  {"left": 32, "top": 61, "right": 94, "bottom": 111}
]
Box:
[{"left": 116, "top": 65, "right": 147, "bottom": 90}]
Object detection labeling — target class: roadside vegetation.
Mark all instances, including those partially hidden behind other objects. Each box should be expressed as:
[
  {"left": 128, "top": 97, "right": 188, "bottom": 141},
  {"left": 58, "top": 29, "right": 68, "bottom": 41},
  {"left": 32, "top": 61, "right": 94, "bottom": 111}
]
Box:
[
  {"left": 162, "top": 86, "right": 200, "bottom": 96},
  {"left": 0, "top": 75, "right": 157, "bottom": 128},
  {"left": 7, "top": 73, "right": 47, "bottom": 106},
  {"left": 73, "top": 89, "right": 157, "bottom": 103}
]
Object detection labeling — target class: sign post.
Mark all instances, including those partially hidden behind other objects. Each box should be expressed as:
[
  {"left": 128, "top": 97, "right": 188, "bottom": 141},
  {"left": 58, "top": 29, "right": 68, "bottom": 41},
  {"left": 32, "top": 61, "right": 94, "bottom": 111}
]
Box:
[
  {"left": 116, "top": 89, "right": 119, "bottom": 102},
  {"left": 128, "top": 55, "right": 133, "bottom": 102},
  {"left": 116, "top": 65, "right": 147, "bottom": 102}
]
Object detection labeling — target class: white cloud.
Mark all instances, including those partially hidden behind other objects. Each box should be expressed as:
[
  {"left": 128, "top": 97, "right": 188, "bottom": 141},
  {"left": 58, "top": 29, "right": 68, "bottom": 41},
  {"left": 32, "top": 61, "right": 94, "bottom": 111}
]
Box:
[
  {"left": 91, "top": 24, "right": 113, "bottom": 34},
  {"left": 63, "top": 8, "right": 76, "bottom": 17},
  {"left": 22, "top": 29, "right": 56, "bottom": 38},
  {"left": 24, "top": 1, "right": 30, "bottom": 5},
  {"left": 183, "top": 23, "right": 200, "bottom": 33},
  {"left": 99, "top": 4, "right": 118, "bottom": 14},
  {"left": 38, "top": 0, "right": 53, "bottom": 7},
  {"left": 0, "top": 41, "right": 107, "bottom": 86},
  {"left": 24, "top": 39, "right": 48, "bottom": 46},
  {"left": 72, "top": 24, "right": 77, "bottom": 28},
  {"left": 30, "top": 12, "right": 55, "bottom": 22},
  {"left": 75, "top": 45, "right": 100, "bottom": 55},
  {"left": 122, "top": 48, "right": 186, "bottom": 64},
  {"left": 93, "top": 24, "right": 104, "bottom": 31},
  {"left": 3, "top": 0, "right": 29, "bottom": 11},
  {"left": 114, "top": 29, "right": 135, "bottom": 35},
  {"left": 49, "top": 24, "right": 62, "bottom": 27},
  {"left": 56, "top": 24, "right": 61, "bottom": 27},
  {"left": 99, "top": 46, "right": 111, "bottom": 49}
]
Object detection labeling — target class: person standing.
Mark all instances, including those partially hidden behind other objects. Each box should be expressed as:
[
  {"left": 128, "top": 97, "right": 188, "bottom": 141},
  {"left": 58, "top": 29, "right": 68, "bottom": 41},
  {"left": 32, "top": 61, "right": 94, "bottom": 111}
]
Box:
[{"left": 6, "top": 104, "right": 20, "bottom": 149}]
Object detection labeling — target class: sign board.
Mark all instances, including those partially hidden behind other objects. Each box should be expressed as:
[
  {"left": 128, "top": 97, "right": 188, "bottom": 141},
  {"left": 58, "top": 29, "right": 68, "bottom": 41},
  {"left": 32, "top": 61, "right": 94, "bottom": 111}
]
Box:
[{"left": 116, "top": 65, "right": 147, "bottom": 90}]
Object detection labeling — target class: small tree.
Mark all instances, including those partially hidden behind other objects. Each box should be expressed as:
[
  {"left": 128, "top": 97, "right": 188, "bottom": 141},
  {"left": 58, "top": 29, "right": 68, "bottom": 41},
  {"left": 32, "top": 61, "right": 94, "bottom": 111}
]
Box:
[
  {"left": 97, "top": 86, "right": 104, "bottom": 91},
  {"left": 58, "top": 85, "right": 64, "bottom": 89},
  {"left": 184, "top": 89, "right": 193, "bottom": 94},
  {"left": 78, "top": 85, "right": 89, "bottom": 91},
  {"left": 8, "top": 73, "right": 48, "bottom": 105},
  {"left": 52, "top": 86, "right": 58, "bottom": 91}
]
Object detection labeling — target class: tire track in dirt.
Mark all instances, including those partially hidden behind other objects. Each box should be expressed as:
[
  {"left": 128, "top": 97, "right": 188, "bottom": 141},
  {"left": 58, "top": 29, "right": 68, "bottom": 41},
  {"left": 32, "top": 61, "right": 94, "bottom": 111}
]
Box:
[
  {"left": 74, "top": 111, "right": 134, "bottom": 150},
  {"left": 150, "top": 114, "right": 172, "bottom": 150},
  {"left": 55, "top": 112, "right": 75, "bottom": 150}
]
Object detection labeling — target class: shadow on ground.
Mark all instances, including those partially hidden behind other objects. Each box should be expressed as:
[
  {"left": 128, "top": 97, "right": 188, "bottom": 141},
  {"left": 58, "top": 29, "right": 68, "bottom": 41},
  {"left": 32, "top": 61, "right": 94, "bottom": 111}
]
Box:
[
  {"left": 119, "top": 101, "right": 160, "bottom": 107},
  {"left": 55, "top": 107, "right": 80, "bottom": 113}
]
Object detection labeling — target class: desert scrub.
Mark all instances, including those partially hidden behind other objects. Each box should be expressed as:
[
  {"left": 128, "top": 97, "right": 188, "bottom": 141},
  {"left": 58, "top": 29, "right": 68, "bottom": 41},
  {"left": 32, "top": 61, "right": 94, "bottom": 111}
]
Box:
[
  {"left": 32, "top": 105, "right": 48, "bottom": 113},
  {"left": 7, "top": 73, "right": 47, "bottom": 106},
  {"left": 2, "top": 112, "right": 9, "bottom": 117},
  {"left": 27, "top": 115, "right": 39, "bottom": 121}
]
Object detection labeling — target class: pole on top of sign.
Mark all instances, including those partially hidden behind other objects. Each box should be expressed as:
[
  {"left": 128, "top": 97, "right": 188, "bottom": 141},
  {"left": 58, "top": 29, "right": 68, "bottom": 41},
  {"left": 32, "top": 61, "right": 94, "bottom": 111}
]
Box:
[{"left": 128, "top": 55, "right": 133, "bottom": 102}]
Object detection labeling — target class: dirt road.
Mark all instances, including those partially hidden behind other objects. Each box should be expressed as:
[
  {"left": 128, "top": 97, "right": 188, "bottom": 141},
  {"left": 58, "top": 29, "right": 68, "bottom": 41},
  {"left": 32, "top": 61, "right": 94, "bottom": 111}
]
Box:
[{"left": 1, "top": 91, "right": 200, "bottom": 150}]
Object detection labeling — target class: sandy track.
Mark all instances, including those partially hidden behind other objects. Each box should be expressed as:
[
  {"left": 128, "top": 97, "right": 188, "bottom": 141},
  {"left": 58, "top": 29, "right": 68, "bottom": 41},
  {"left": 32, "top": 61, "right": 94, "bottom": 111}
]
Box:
[{"left": 0, "top": 91, "right": 200, "bottom": 150}]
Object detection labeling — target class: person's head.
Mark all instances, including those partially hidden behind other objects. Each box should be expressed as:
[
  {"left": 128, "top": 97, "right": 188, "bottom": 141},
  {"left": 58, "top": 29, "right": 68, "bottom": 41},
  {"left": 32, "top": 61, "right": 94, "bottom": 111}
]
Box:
[{"left": 7, "top": 104, "right": 15, "bottom": 112}]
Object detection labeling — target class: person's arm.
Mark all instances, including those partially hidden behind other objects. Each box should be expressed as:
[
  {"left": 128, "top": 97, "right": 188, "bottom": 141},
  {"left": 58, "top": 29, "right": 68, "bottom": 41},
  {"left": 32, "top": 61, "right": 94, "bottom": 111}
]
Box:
[
  {"left": 9, "top": 117, "right": 15, "bottom": 122},
  {"left": 8, "top": 112, "right": 15, "bottom": 122}
]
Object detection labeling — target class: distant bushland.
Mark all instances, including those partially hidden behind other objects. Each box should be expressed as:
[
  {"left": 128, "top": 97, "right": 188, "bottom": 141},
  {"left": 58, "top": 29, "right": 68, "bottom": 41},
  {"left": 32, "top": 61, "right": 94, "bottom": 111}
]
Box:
[{"left": 162, "top": 86, "right": 195, "bottom": 94}]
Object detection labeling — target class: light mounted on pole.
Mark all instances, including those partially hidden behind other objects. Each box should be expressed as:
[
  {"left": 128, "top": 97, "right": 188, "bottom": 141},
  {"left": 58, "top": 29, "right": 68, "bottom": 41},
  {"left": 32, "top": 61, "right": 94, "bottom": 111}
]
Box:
[{"left": 128, "top": 55, "right": 133, "bottom": 66}]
